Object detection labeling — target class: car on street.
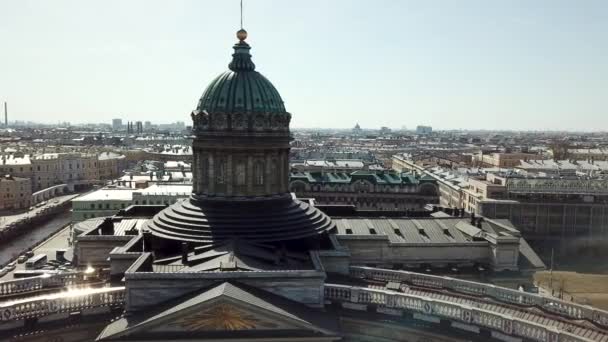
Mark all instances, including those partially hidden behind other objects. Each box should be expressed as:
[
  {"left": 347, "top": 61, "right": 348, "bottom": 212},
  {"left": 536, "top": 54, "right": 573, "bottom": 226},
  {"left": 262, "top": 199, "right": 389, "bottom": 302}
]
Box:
[
  {"left": 17, "top": 255, "right": 28, "bottom": 263},
  {"left": 6, "top": 262, "right": 16, "bottom": 271}
]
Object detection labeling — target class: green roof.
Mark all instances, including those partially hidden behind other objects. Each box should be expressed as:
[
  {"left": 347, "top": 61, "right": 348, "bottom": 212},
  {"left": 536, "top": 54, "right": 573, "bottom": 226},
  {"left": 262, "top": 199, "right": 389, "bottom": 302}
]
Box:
[{"left": 197, "top": 37, "right": 286, "bottom": 114}]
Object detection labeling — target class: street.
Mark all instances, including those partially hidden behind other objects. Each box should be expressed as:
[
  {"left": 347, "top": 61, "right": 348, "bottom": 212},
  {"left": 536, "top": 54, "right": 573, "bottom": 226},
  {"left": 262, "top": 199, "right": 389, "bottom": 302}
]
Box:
[
  {"left": 0, "top": 211, "right": 71, "bottom": 267},
  {"left": 0, "top": 194, "right": 78, "bottom": 231}
]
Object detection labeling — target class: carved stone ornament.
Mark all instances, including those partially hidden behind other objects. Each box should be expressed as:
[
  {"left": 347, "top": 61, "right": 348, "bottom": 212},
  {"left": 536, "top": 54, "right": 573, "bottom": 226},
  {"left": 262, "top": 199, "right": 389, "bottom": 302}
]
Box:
[
  {"left": 232, "top": 113, "right": 247, "bottom": 129},
  {"left": 191, "top": 110, "right": 210, "bottom": 131},
  {"left": 254, "top": 113, "right": 267, "bottom": 129},
  {"left": 270, "top": 114, "right": 281, "bottom": 130},
  {"left": 213, "top": 113, "right": 227, "bottom": 129}
]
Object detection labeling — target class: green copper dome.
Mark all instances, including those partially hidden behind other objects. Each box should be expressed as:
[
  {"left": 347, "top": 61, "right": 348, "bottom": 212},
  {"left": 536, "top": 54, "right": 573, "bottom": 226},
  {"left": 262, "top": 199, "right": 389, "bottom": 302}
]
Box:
[{"left": 196, "top": 32, "right": 286, "bottom": 114}]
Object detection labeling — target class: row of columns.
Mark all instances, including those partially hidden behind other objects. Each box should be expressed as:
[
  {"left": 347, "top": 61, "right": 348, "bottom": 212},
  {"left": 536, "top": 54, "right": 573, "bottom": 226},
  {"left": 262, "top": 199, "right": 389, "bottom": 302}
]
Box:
[{"left": 193, "top": 148, "right": 289, "bottom": 197}]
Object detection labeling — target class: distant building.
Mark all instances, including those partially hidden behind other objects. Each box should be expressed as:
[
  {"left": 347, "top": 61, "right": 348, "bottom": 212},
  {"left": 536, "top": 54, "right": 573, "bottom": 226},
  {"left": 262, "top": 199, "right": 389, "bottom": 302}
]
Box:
[
  {"left": 416, "top": 125, "right": 433, "bottom": 134},
  {"left": 567, "top": 148, "right": 608, "bottom": 161},
  {"left": 290, "top": 159, "right": 377, "bottom": 173},
  {"left": 474, "top": 152, "right": 538, "bottom": 168},
  {"left": 517, "top": 159, "right": 608, "bottom": 176},
  {"left": 289, "top": 170, "right": 438, "bottom": 211},
  {"left": 0, "top": 174, "right": 31, "bottom": 211},
  {"left": 135, "top": 121, "right": 143, "bottom": 134},
  {"left": 144, "top": 121, "right": 152, "bottom": 131},
  {"left": 0, "top": 152, "right": 125, "bottom": 192},
  {"left": 71, "top": 184, "right": 191, "bottom": 221},
  {"left": 393, "top": 154, "right": 608, "bottom": 257},
  {"left": 379, "top": 126, "right": 391, "bottom": 135},
  {"left": 112, "top": 118, "right": 123, "bottom": 131}
]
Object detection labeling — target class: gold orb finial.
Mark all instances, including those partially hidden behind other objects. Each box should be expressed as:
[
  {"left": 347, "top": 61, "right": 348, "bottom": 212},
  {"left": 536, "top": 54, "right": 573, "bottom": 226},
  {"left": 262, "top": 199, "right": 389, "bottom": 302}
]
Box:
[{"left": 237, "top": 29, "right": 248, "bottom": 41}]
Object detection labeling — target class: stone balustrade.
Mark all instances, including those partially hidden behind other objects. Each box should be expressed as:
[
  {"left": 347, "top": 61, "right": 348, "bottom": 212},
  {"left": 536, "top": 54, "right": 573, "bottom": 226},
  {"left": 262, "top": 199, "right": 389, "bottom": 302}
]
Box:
[
  {"left": 350, "top": 266, "right": 608, "bottom": 328},
  {"left": 0, "top": 272, "right": 90, "bottom": 297},
  {"left": 325, "top": 283, "right": 597, "bottom": 342},
  {"left": 0, "top": 286, "right": 125, "bottom": 322}
]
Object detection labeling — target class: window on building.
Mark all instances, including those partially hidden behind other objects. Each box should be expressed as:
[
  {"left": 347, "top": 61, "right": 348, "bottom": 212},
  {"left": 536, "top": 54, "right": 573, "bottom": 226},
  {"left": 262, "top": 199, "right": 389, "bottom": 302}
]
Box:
[
  {"left": 254, "top": 161, "right": 264, "bottom": 185},
  {"left": 216, "top": 158, "right": 227, "bottom": 184},
  {"left": 236, "top": 162, "right": 246, "bottom": 185},
  {"left": 90, "top": 203, "right": 95, "bottom": 209}
]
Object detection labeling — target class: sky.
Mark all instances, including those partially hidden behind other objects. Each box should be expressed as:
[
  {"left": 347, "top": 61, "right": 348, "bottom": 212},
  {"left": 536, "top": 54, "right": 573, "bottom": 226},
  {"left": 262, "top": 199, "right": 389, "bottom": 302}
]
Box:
[{"left": 0, "top": 0, "right": 607, "bottom": 131}]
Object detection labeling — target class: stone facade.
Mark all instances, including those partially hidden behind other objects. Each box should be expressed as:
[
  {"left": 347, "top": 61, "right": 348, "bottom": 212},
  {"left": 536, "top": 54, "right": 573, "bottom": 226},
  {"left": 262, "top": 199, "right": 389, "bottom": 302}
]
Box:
[
  {"left": 290, "top": 170, "right": 438, "bottom": 211},
  {"left": 0, "top": 175, "right": 31, "bottom": 211},
  {"left": 0, "top": 152, "right": 125, "bottom": 192}
]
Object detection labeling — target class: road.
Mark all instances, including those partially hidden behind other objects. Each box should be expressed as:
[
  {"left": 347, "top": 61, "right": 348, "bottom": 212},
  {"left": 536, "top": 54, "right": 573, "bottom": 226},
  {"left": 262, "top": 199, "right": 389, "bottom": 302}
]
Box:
[
  {"left": 0, "top": 211, "right": 71, "bottom": 267},
  {"left": 0, "top": 194, "right": 77, "bottom": 231}
]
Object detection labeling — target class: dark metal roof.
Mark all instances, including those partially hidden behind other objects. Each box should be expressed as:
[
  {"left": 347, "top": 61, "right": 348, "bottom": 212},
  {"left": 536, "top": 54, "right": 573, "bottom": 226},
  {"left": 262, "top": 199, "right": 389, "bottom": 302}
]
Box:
[
  {"left": 290, "top": 171, "right": 428, "bottom": 185},
  {"left": 147, "top": 195, "right": 335, "bottom": 246}
]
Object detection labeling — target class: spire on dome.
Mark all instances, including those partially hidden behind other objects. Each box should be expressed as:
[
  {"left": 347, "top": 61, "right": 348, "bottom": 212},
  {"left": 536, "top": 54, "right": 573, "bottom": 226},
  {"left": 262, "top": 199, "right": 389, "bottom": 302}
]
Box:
[{"left": 228, "top": 29, "right": 256, "bottom": 72}]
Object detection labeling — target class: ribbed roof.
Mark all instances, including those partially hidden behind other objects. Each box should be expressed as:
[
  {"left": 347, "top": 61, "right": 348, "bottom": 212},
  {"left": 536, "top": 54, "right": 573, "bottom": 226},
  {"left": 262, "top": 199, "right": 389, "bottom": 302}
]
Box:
[
  {"left": 147, "top": 195, "right": 335, "bottom": 245},
  {"left": 196, "top": 38, "right": 286, "bottom": 114}
]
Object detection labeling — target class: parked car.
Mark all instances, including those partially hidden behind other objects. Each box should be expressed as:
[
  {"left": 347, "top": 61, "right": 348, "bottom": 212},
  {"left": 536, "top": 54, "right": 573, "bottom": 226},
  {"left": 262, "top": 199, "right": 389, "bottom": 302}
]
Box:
[
  {"left": 17, "top": 255, "right": 28, "bottom": 264},
  {"left": 0, "top": 268, "right": 8, "bottom": 277},
  {"left": 25, "top": 251, "right": 35, "bottom": 258},
  {"left": 6, "top": 262, "right": 16, "bottom": 271}
]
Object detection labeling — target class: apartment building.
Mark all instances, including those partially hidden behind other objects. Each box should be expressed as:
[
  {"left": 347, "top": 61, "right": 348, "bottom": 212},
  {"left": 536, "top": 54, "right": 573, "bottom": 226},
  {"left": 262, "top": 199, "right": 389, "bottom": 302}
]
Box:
[{"left": 0, "top": 175, "right": 32, "bottom": 211}]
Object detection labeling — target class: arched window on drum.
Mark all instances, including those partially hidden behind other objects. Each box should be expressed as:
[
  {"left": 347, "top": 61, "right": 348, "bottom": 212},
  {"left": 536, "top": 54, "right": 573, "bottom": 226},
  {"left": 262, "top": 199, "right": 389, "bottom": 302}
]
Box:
[
  {"left": 235, "top": 161, "right": 246, "bottom": 186},
  {"left": 270, "top": 158, "right": 278, "bottom": 187},
  {"left": 216, "top": 158, "right": 227, "bottom": 184},
  {"left": 254, "top": 161, "right": 264, "bottom": 185}
]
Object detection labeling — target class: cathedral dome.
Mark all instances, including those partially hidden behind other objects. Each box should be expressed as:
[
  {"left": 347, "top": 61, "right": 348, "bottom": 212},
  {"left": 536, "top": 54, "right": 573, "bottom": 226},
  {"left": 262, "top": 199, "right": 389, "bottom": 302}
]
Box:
[
  {"left": 196, "top": 30, "right": 286, "bottom": 115},
  {"left": 197, "top": 71, "right": 286, "bottom": 114},
  {"left": 147, "top": 28, "right": 334, "bottom": 252}
]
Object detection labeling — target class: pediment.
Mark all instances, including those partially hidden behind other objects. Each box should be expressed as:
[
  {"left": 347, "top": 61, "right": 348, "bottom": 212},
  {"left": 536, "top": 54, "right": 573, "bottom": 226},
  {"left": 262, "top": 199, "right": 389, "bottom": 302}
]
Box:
[
  {"left": 148, "top": 300, "right": 299, "bottom": 333},
  {"left": 98, "top": 282, "right": 338, "bottom": 341}
]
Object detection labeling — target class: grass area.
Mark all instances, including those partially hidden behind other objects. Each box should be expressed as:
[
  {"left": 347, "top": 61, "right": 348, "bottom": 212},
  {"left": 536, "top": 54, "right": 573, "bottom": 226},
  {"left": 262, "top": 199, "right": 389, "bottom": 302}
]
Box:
[{"left": 534, "top": 271, "right": 608, "bottom": 309}]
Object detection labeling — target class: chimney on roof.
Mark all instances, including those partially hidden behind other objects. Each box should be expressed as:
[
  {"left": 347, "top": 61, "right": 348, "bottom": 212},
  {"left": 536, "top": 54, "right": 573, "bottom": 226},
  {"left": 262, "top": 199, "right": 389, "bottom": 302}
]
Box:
[
  {"left": 452, "top": 207, "right": 459, "bottom": 217},
  {"left": 470, "top": 212, "right": 476, "bottom": 225},
  {"left": 476, "top": 217, "right": 483, "bottom": 229},
  {"left": 181, "top": 242, "right": 189, "bottom": 265},
  {"left": 3, "top": 102, "right": 7, "bottom": 126},
  {"left": 141, "top": 231, "right": 152, "bottom": 252},
  {"left": 99, "top": 217, "right": 114, "bottom": 235}
]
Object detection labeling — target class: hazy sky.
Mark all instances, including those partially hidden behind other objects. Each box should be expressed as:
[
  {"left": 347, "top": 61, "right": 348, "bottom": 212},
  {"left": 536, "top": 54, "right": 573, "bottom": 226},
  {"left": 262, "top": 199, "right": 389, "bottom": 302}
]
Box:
[{"left": 1, "top": 1, "right": 607, "bottom": 130}]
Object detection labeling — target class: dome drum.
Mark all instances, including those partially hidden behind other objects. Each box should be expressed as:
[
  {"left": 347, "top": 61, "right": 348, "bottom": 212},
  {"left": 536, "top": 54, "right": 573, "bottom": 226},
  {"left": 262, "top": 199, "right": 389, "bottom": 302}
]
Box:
[
  {"left": 192, "top": 132, "right": 291, "bottom": 149},
  {"left": 191, "top": 110, "right": 291, "bottom": 133}
]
